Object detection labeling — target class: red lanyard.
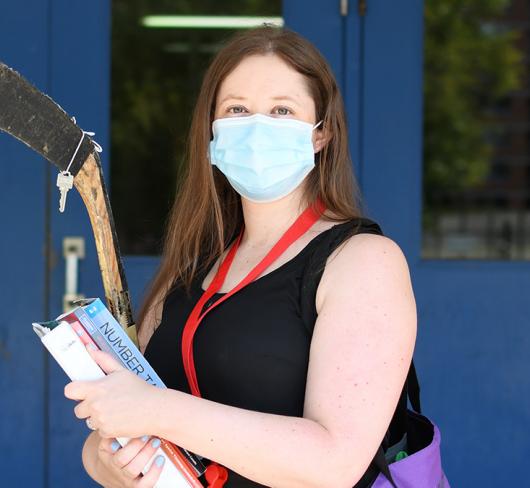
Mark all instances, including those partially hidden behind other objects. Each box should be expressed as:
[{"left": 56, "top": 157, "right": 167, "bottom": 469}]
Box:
[
  {"left": 181, "top": 199, "right": 326, "bottom": 398},
  {"left": 181, "top": 200, "right": 325, "bottom": 487}
]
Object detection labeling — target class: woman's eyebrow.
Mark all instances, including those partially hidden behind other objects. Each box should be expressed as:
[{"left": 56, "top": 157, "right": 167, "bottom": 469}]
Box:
[
  {"left": 218, "top": 94, "right": 247, "bottom": 105},
  {"left": 218, "top": 94, "right": 301, "bottom": 105},
  {"left": 270, "top": 95, "right": 300, "bottom": 104},
  {"left": 271, "top": 95, "right": 302, "bottom": 107}
]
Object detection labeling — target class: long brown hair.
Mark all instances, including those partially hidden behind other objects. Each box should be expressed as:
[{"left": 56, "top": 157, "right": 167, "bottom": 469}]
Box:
[{"left": 136, "top": 24, "right": 363, "bottom": 333}]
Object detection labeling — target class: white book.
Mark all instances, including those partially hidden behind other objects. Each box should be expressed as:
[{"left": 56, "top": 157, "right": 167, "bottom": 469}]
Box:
[{"left": 33, "top": 321, "right": 202, "bottom": 488}]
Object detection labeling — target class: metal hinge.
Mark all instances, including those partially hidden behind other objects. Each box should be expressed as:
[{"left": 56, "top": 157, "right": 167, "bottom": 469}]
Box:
[
  {"left": 340, "top": 0, "right": 348, "bottom": 16},
  {"left": 341, "top": 1, "right": 367, "bottom": 17},
  {"left": 358, "top": 0, "right": 367, "bottom": 16}
]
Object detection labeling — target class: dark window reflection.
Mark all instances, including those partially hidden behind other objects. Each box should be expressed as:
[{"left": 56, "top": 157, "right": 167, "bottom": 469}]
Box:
[
  {"left": 111, "top": 0, "right": 282, "bottom": 255},
  {"left": 422, "top": 0, "right": 529, "bottom": 259}
]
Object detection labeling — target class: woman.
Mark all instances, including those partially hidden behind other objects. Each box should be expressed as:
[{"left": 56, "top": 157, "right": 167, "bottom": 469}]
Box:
[{"left": 66, "top": 25, "right": 416, "bottom": 488}]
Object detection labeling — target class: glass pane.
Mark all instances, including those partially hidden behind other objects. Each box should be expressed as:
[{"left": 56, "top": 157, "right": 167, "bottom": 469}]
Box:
[
  {"left": 111, "top": 0, "right": 282, "bottom": 255},
  {"left": 422, "top": 0, "right": 529, "bottom": 259}
]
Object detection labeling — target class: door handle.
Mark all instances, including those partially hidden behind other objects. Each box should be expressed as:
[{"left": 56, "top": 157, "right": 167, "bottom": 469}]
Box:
[{"left": 63, "top": 237, "right": 85, "bottom": 312}]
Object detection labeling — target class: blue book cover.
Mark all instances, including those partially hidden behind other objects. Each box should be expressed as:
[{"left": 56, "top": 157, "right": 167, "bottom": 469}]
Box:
[{"left": 82, "top": 298, "right": 164, "bottom": 387}]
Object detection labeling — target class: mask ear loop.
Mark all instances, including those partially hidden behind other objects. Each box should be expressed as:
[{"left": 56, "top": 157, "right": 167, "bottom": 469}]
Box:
[{"left": 312, "top": 120, "right": 325, "bottom": 160}]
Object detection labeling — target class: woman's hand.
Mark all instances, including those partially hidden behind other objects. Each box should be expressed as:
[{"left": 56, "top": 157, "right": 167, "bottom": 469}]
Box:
[
  {"left": 86, "top": 431, "right": 166, "bottom": 488},
  {"left": 64, "top": 346, "right": 161, "bottom": 439}
]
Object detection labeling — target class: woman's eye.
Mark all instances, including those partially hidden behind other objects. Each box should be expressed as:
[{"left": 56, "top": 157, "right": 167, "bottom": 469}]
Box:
[
  {"left": 227, "top": 106, "right": 247, "bottom": 114},
  {"left": 273, "top": 106, "right": 293, "bottom": 116}
]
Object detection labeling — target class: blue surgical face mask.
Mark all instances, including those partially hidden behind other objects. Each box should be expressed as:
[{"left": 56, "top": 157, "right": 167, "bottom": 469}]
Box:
[{"left": 208, "top": 113, "right": 323, "bottom": 203}]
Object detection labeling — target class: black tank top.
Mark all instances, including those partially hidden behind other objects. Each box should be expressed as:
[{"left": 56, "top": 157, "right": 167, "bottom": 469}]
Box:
[{"left": 144, "top": 218, "right": 408, "bottom": 487}]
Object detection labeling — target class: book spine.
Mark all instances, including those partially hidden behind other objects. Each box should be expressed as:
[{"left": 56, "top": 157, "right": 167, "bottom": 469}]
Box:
[
  {"left": 33, "top": 321, "right": 200, "bottom": 488},
  {"left": 81, "top": 298, "right": 205, "bottom": 478},
  {"left": 82, "top": 299, "right": 164, "bottom": 387}
]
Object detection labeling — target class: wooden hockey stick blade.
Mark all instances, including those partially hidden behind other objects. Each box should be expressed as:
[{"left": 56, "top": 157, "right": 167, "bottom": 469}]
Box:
[
  {"left": 0, "top": 61, "right": 93, "bottom": 176},
  {"left": 0, "top": 61, "right": 137, "bottom": 344}
]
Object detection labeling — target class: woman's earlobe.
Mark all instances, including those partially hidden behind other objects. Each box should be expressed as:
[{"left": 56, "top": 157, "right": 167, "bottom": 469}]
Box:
[{"left": 313, "top": 129, "right": 331, "bottom": 154}]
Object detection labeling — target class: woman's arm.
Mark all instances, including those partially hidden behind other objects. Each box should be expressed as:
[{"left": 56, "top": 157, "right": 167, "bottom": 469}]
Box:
[{"left": 144, "top": 233, "right": 416, "bottom": 488}]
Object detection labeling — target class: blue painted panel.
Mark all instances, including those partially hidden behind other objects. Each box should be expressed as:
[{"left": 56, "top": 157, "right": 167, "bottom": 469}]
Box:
[
  {"left": 0, "top": 2, "right": 49, "bottom": 486},
  {"left": 285, "top": 1, "right": 365, "bottom": 187},
  {"left": 413, "top": 261, "right": 530, "bottom": 486},
  {"left": 344, "top": 6, "right": 364, "bottom": 186},
  {"left": 283, "top": 0, "right": 344, "bottom": 93},
  {"left": 359, "top": 0, "right": 529, "bottom": 485},
  {"left": 359, "top": 0, "right": 424, "bottom": 258},
  {"left": 46, "top": 0, "right": 110, "bottom": 486},
  {"left": 123, "top": 257, "right": 161, "bottom": 314}
]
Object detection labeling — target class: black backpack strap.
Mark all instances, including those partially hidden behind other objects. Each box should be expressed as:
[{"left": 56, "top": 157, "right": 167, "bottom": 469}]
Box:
[
  {"left": 370, "top": 361, "right": 421, "bottom": 488},
  {"left": 407, "top": 360, "right": 421, "bottom": 414}
]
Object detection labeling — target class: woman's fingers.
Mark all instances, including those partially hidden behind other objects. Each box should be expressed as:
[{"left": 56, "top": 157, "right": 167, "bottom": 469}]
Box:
[
  {"left": 97, "top": 435, "right": 165, "bottom": 486},
  {"left": 98, "top": 436, "right": 119, "bottom": 454},
  {"left": 135, "top": 454, "right": 165, "bottom": 488},
  {"left": 122, "top": 437, "right": 163, "bottom": 479},
  {"left": 100, "top": 437, "right": 149, "bottom": 469}
]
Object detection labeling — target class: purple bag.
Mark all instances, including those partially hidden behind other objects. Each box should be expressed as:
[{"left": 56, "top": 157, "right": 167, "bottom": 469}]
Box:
[
  {"left": 369, "top": 363, "right": 450, "bottom": 488},
  {"left": 372, "top": 411, "right": 450, "bottom": 488}
]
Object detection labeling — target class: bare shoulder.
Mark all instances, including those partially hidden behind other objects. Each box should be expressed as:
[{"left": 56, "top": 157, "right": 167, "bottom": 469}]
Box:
[
  {"left": 332, "top": 232, "right": 409, "bottom": 268},
  {"left": 304, "top": 232, "right": 417, "bottom": 483},
  {"left": 316, "top": 232, "right": 413, "bottom": 313}
]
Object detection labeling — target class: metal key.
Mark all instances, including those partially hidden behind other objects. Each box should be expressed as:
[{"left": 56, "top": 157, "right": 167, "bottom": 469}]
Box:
[{"left": 56, "top": 171, "right": 74, "bottom": 213}]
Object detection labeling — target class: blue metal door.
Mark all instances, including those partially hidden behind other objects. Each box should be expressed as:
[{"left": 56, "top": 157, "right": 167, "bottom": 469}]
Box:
[
  {"left": 0, "top": 2, "right": 49, "bottom": 486},
  {"left": 1, "top": 1, "right": 109, "bottom": 486},
  {"left": 351, "top": 1, "right": 528, "bottom": 486}
]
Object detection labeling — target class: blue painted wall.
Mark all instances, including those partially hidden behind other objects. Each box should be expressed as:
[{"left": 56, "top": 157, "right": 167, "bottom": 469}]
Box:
[
  {"left": 0, "top": 2, "right": 48, "bottom": 485},
  {"left": 0, "top": 1, "right": 108, "bottom": 486}
]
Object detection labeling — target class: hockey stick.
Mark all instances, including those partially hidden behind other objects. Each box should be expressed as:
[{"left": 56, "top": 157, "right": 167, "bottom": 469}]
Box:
[{"left": 0, "top": 61, "right": 138, "bottom": 345}]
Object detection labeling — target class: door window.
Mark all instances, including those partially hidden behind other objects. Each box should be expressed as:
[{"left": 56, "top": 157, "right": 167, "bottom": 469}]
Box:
[
  {"left": 422, "top": 0, "right": 529, "bottom": 259},
  {"left": 111, "top": 0, "right": 282, "bottom": 254}
]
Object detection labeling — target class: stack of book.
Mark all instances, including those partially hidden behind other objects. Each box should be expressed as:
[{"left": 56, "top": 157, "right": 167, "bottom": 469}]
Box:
[{"left": 33, "top": 298, "right": 205, "bottom": 488}]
